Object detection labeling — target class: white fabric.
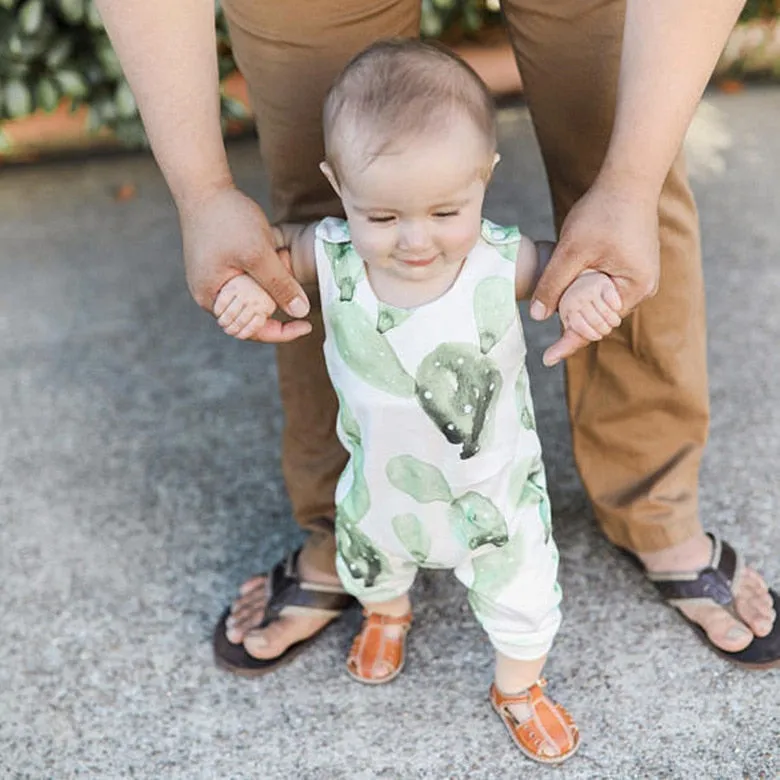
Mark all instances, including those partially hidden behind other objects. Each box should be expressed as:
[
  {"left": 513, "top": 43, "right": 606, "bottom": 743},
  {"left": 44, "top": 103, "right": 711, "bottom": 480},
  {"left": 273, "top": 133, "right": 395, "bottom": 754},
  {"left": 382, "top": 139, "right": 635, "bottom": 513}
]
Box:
[{"left": 315, "top": 217, "right": 561, "bottom": 660}]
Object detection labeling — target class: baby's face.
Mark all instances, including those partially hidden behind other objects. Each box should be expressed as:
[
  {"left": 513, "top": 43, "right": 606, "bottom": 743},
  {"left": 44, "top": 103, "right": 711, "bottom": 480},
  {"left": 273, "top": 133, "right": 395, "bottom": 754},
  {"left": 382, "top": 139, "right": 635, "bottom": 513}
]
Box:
[{"left": 332, "top": 118, "right": 493, "bottom": 286}]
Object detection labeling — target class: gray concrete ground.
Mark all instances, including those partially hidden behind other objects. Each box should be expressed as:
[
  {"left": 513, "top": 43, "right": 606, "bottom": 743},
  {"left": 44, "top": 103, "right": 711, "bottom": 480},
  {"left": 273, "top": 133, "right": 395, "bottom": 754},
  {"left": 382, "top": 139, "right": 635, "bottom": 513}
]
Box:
[{"left": 1, "top": 87, "right": 778, "bottom": 780}]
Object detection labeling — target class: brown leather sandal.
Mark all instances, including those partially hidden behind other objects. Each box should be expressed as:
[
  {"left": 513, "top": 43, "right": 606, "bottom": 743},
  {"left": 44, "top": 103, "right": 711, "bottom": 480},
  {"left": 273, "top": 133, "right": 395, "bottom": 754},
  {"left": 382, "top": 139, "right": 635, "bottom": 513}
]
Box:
[
  {"left": 346, "top": 610, "right": 413, "bottom": 684},
  {"left": 490, "top": 679, "right": 580, "bottom": 765}
]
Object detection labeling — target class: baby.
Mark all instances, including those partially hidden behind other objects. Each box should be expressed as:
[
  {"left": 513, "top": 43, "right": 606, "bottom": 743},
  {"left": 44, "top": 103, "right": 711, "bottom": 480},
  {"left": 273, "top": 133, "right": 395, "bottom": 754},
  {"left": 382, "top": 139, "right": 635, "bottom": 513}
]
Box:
[{"left": 214, "top": 40, "right": 621, "bottom": 765}]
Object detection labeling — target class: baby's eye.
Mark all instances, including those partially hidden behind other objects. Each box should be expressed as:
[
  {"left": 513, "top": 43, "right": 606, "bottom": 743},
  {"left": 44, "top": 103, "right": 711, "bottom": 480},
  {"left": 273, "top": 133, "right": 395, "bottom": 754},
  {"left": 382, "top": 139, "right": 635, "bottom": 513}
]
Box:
[
  {"left": 433, "top": 210, "right": 459, "bottom": 218},
  {"left": 367, "top": 215, "right": 395, "bottom": 224}
]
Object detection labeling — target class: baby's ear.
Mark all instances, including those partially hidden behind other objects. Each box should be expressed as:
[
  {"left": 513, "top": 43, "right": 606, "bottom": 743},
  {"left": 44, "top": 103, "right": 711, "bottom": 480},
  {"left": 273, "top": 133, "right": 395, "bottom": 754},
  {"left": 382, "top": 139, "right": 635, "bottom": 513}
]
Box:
[
  {"left": 482, "top": 153, "right": 501, "bottom": 182},
  {"left": 319, "top": 161, "right": 341, "bottom": 196}
]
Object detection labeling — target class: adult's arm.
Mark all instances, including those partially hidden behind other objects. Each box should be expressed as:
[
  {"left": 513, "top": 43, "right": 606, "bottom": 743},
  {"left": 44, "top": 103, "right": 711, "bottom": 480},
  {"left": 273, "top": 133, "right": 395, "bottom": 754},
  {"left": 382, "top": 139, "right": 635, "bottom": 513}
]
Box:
[
  {"left": 531, "top": 0, "right": 745, "bottom": 366},
  {"left": 95, "top": 1, "right": 311, "bottom": 332}
]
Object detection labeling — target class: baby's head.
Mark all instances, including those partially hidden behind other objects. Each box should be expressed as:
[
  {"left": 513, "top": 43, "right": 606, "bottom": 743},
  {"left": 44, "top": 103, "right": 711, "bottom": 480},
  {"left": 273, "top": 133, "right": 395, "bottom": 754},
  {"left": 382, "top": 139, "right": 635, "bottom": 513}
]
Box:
[
  {"left": 320, "top": 40, "right": 499, "bottom": 283},
  {"left": 322, "top": 39, "right": 497, "bottom": 178}
]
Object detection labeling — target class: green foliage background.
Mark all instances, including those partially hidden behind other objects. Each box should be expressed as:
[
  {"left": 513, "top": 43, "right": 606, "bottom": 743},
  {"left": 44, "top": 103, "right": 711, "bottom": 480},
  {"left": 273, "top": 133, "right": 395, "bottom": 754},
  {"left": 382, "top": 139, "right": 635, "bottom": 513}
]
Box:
[{"left": 0, "top": 0, "right": 776, "bottom": 147}]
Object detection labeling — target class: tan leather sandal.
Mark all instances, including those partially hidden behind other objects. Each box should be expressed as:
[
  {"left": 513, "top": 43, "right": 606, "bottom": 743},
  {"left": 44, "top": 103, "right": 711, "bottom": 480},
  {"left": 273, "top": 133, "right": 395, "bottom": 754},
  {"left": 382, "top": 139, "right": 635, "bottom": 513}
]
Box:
[
  {"left": 490, "top": 679, "right": 580, "bottom": 764},
  {"left": 346, "top": 610, "right": 413, "bottom": 684}
]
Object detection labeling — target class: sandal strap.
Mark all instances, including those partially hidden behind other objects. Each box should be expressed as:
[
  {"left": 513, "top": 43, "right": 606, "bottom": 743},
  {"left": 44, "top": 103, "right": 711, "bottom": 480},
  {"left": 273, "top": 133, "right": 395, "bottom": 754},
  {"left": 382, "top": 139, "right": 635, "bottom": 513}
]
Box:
[
  {"left": 646, "top": 533, "right": 743, "bottom": 607},
  {"left": 491, "top": 678, "right": 547, "bottom": 706},
  {"left": 263, "top": 549, "right": 354, "bottom": 625},
  {"left": 361, "top": 610, "right": 413, "bottom": 627}
]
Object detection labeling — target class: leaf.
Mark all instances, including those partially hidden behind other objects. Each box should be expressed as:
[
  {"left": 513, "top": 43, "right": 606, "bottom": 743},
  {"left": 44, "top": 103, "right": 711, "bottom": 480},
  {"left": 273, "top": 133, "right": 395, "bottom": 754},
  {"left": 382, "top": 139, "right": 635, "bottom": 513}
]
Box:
[
  {"left": 221, "top": 95, "right": 248, "bottom": 120},
  {"left": 114, "top": 80, "right": 137, "bottom": 118},
  {"left": 57, "top": 0, "right": 84, "bottom": 24},
  {"left": 95, "top": 35, "right": 122, "bottom": 79},
  {"left": 55, "top": 70, "right": 88, "bottom": 99},
  {"left": 45, "top": 37, "right": 73, "bottom": 69},
  {"left": 34, "top": 76, "right": 59, "bottom": 112},
  {"left": 18, "top": 0, "right": 43, "bottom": 34},
  {"left": 85, "top": 0, "right": 103, "bottom": 29},
  {"left": 4, "top": 79, "right": 32, "bottom": 118}
]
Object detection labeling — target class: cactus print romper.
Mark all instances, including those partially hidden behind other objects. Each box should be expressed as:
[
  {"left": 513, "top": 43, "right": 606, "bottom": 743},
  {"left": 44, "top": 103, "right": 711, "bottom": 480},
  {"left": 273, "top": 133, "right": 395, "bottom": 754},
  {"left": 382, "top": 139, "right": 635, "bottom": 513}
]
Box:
[{"left": 315, "top": 217, "right": 562, "bottom": 660}]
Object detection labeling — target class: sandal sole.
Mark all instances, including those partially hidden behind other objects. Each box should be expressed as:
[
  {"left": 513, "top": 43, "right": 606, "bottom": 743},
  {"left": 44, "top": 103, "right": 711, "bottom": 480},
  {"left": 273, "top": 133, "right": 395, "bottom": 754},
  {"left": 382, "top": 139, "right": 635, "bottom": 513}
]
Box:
[
  {"left": 680, "top": 605, "right": 780, "bottom": 671},
  {"left": 212, "top": 607, "right": 340, "bottom": 678},
  {"left": 620, "top": 547, "right": 780, "bottom": 670},
  {"left": 346, "top": 657, "right": 406, "bottom": 685}
]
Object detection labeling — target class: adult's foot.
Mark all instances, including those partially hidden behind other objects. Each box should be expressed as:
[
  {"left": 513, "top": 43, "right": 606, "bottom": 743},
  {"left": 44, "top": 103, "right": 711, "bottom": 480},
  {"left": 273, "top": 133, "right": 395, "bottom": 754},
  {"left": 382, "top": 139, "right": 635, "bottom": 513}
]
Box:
[
  {"left": 225, "top": 548, "right": 344, "bottom": 661},
  {"left": 637, "top": 532, "right": 776, "bottom": 654}
]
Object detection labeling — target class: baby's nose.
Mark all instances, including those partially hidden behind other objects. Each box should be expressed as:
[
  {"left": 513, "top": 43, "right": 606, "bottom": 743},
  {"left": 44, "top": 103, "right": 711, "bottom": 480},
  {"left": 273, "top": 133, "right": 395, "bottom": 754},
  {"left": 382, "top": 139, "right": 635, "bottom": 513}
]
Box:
[{"left": 399, "top": 221, "right": 430, "bottom": 251}]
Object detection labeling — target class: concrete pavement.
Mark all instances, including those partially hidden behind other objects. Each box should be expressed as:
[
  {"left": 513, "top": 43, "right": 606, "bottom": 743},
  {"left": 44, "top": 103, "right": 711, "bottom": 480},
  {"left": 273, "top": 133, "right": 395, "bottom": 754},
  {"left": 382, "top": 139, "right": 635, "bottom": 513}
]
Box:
[{"left": 0, "top": 87, "right": 778, "bottom": 779}]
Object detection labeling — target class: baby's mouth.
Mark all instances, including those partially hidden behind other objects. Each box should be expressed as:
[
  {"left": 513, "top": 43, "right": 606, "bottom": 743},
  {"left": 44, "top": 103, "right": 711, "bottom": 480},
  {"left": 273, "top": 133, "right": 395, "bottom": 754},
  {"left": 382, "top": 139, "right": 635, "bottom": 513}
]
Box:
[{"left": 398, "top": 255, "right": 437, "bottom": 267}]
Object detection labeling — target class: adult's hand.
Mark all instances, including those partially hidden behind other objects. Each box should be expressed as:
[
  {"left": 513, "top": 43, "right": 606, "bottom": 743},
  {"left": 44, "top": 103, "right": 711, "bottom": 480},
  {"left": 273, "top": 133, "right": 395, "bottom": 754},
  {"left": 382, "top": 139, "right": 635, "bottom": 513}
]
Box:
[
  {"left": 179, "top": 185, "right": 312, "bottom": 342},
  {"left": 529, "top": 180, "right": 660, "bottom": 367}
]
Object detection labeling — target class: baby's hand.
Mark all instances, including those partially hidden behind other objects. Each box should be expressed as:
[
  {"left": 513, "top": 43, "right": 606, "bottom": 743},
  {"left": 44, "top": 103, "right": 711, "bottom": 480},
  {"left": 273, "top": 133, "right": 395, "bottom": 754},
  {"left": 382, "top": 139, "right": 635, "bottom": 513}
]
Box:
[
  {"left": 556, "top": 271, "right": 622, "bottom": 351},
  {"left": 213, "top": 273, "right": 312, "bottom": 342}
]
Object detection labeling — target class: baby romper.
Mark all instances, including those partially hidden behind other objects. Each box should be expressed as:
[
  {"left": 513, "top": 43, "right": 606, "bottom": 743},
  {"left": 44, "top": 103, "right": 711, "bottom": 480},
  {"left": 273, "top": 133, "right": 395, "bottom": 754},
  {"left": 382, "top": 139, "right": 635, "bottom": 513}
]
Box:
[{"left": 315, "top": 217, "right": 562, "bottom": 660}]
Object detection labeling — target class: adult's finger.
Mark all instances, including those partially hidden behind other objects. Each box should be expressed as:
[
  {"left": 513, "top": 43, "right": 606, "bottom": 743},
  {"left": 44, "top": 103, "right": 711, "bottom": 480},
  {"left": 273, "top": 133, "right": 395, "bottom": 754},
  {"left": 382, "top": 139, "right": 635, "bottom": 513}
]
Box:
[
  {"left": 542, "top": 328, "right": 590, "bottom": 368},
  {"left": 530, "top": 241, "right": 587, "bottom": 321},
  {"left": 246, "top": 318, "right": 313, "bottom": 344},
  {"left": 245, "top": 241, "right": 310, "bottom": 320}
]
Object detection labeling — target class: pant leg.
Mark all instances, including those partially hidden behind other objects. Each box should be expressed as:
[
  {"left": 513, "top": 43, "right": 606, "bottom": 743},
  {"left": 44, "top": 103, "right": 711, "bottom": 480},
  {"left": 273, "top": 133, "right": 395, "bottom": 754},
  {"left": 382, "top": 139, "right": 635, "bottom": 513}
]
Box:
[
  {"left": 457, "top": 503, "right": 562, "bottom": 661},
  {"left": 221, "top": 0, "right": 421, "bottom": 571},
  {"left": 336, "top": 521, "right": 419, "bottom": 604},
  {"left": 502, "top": 0, "right": 709, "bottom": 552}
]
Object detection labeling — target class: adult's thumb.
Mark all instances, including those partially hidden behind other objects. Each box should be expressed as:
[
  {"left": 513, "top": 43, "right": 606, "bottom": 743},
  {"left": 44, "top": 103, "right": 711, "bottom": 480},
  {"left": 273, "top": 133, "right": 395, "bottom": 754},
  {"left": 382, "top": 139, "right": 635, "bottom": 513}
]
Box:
[
  {"left": 246, "top": 243, "right": 310, "bottom": 319},
  {"left": 529, "top": 244, "right": 582, "bottom": 321}
]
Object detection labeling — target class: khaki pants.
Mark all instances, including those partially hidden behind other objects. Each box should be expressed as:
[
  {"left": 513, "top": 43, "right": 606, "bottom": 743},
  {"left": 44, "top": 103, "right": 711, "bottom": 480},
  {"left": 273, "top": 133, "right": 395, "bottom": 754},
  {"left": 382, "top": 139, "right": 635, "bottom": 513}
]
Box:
[{"left": 222, "top": 0, "right": 708, "bottom": 574}]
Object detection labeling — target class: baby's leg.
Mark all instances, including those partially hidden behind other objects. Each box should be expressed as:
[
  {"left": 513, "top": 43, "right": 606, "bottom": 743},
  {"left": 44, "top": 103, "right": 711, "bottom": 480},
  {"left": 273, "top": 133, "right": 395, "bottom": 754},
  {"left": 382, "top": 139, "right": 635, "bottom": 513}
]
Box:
[
  {"left": 456, "top": 508, "right": 579, "bottom": 763},
  {"left": 335, "top": 531, "right": 416, "bottom": 684},
  {"left": 494, "top": 649, "right": 546, "bottom": 694}
]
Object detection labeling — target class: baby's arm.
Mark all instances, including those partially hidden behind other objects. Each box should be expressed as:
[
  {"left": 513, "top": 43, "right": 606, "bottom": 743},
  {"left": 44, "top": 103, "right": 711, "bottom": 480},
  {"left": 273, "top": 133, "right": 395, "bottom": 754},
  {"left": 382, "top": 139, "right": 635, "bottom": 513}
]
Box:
[
  {"left": 213, "top": 223, "right": 317, "bottom": 342},
  {"left": 515, "top": 237, "right": 622, "bottom": 365}
]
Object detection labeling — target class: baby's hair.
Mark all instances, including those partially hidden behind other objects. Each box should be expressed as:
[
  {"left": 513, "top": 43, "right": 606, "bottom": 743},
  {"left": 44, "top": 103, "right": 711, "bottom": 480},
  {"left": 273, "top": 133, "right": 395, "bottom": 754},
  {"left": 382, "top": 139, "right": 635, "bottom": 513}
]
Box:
[{"left": 323, "top": 39, "right": 497, "bottom": 175}]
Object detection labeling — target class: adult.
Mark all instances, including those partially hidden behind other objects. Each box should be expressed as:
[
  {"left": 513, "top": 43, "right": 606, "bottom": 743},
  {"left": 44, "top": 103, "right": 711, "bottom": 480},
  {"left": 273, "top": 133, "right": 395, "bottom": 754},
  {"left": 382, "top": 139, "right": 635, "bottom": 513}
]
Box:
[{"left": 96, "top": 0, "right": 778, "bottom": 671}]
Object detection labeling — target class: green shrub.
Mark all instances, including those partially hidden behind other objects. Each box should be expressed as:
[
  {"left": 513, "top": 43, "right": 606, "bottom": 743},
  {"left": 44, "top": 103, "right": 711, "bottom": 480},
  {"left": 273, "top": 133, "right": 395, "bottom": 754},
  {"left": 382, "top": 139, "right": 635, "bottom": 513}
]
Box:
[
  {"left": 0, "top": 0, "right": 776, "bottom": 148},
  {"left": 0, "top": 0, "right": 245, "bottom": 144}
]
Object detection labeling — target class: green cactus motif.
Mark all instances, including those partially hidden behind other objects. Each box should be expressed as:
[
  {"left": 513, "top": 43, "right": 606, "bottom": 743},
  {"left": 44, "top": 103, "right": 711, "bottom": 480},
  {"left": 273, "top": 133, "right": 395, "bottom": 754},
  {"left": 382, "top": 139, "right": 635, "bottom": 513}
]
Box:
[
  {"left": 323, "top": 240, "right": 365, "bottom": 302},
  {"left": 468, "top": 526, "right": 525, "bottom": 609},
  {"left": 334, "top": 388, "right": 370, "bottom": 523},
  {"left": 392, "top": 513, "right": 431, "bottom": 564},
  {"left": 516, "top": 464, "right": 552, "bottom": 543},
  {"left": 328, "top": 301, "right": 416, "bottom": 398},
  {"left": 333, "top": 388, "right": 380, "bottom": 584},
  {"left": 336, "top": 520, "right": 389, "bottom": 589},
  {"left": 415, "top": 343, "right": 501, "bottom": 460},
  {"left": 386, "top": 454, "right": 508, "bottom": 553},
  {"left": 507, "top": 455, "right": 535, "bottom": 510},
  {"left": 474, "top": 276, "right": 516, "bottom": 354},
  {"left": 386, "top": 455, "right": 454, "bottom": 503},
  {"left": 335, "top": 386, "right": 361, "bottom": 448},
  {"left": 448, "top": 491, "right": 509, "bottom": 551},
  {"left": 339, "top": 440, "right": 370, "bottom": 525},
  {"left": 377, "top": 303, "right": 413, "bottom": 334},
  {"left": 324, "top": 221, "right": 523, "bottom": 460},
  {"left": 480, "top": 219, "right": 522, "bottom": 263},
  {"left": 515, "top": 367, "right": 536, "bottom": 431}
]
